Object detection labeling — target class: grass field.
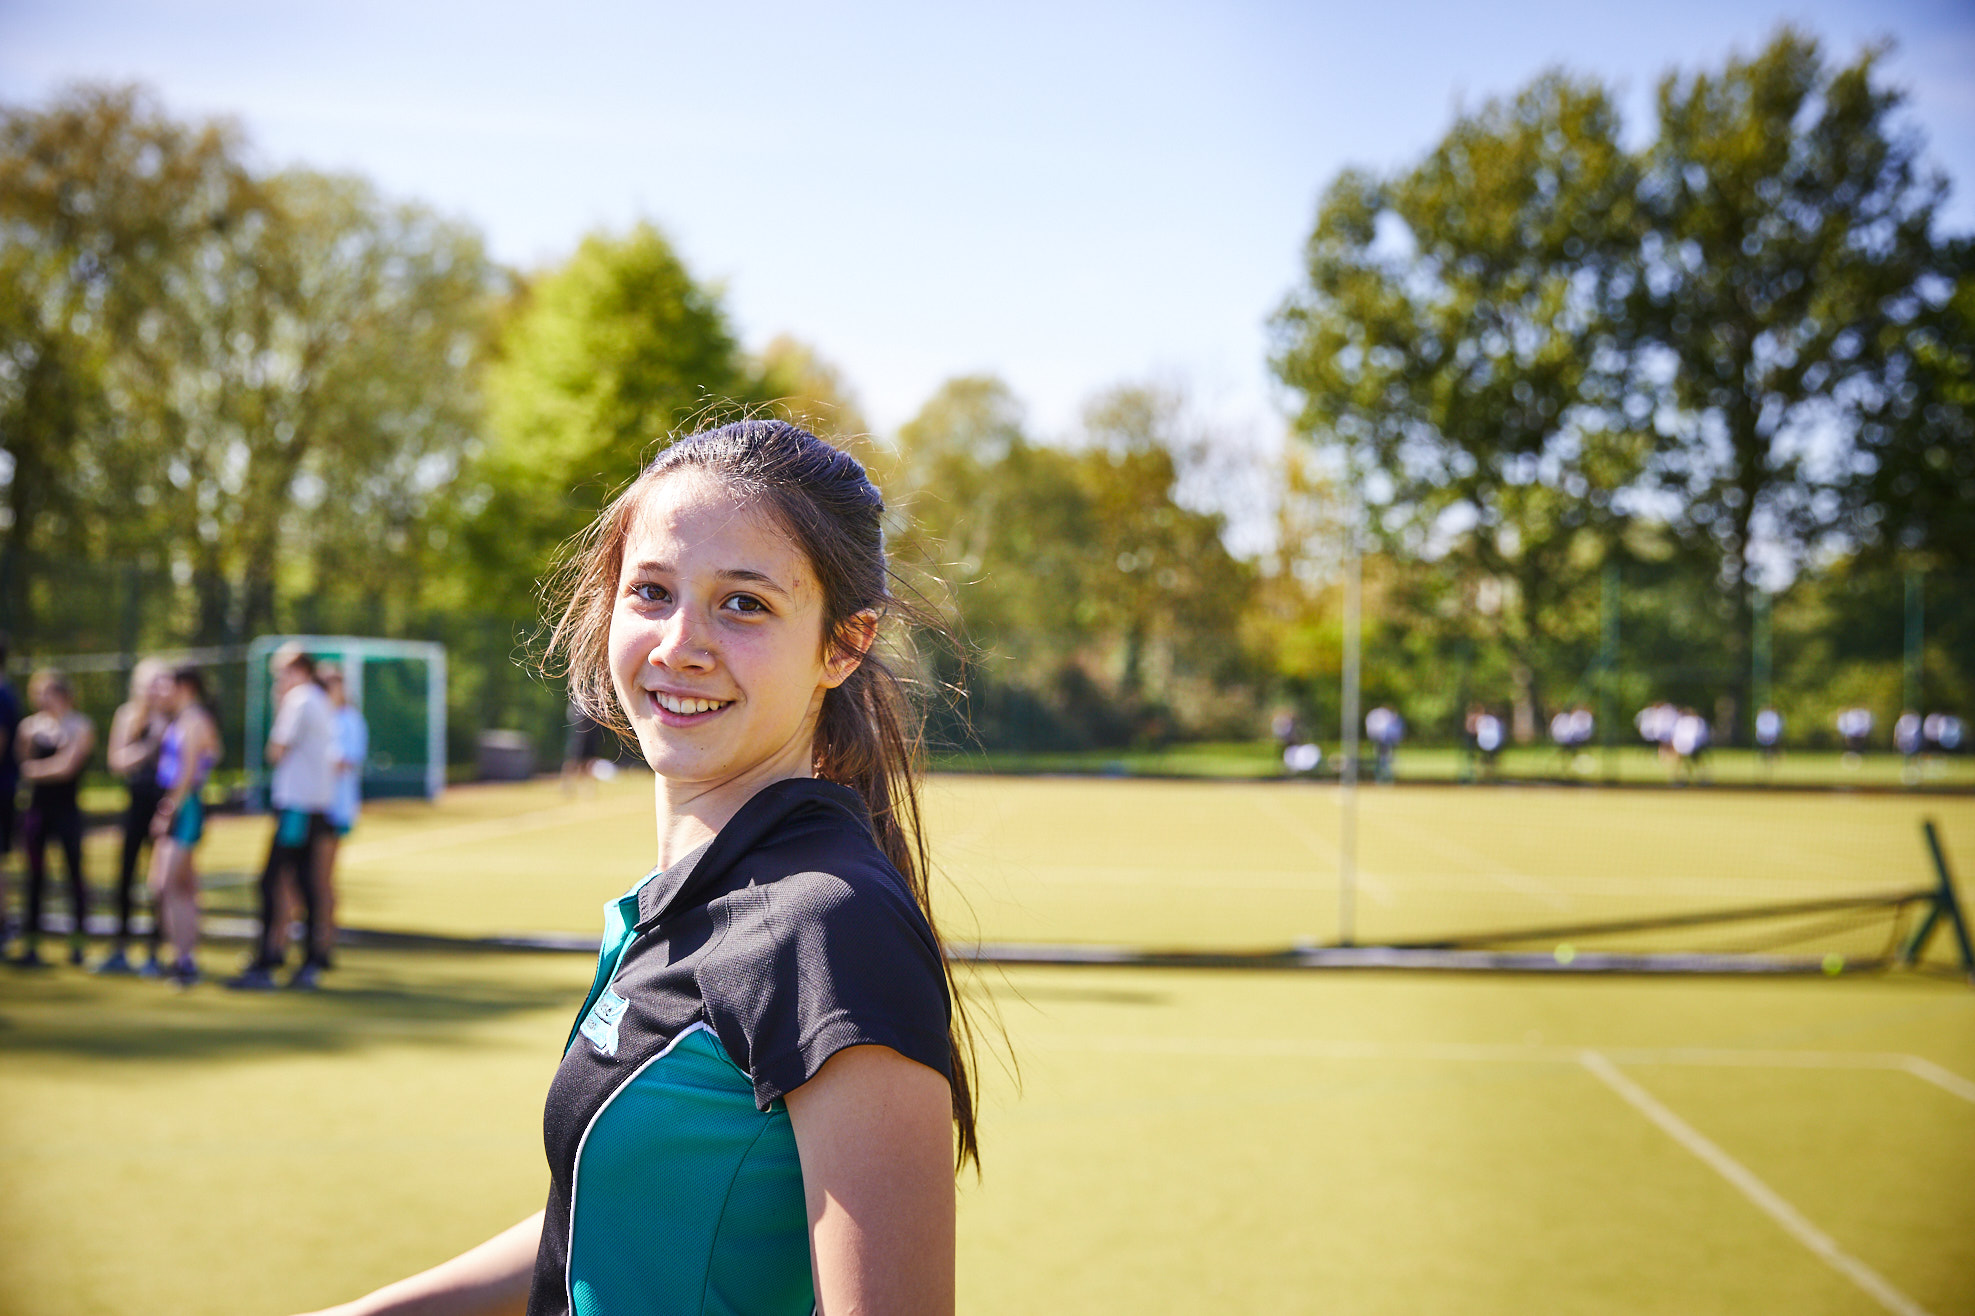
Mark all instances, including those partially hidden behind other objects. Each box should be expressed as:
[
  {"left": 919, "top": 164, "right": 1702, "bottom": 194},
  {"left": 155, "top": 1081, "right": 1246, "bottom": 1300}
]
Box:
[{"left": 3, "top": 774, "right": 1973, "bottom": 1314}]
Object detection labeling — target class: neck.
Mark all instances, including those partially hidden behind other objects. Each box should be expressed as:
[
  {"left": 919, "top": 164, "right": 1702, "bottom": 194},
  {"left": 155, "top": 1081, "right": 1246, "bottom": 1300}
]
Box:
[{"left": 651, "top": 738, "right": 818, "bottom": 870}]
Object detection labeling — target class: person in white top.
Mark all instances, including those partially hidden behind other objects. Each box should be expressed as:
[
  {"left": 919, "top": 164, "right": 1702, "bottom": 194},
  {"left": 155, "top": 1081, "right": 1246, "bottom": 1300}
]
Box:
[
  {"left": 229, "top": 645, "right": 338, "bottom": 991},
  {"left": 310, "top": 663, "right": 369, "bottom": 972}
]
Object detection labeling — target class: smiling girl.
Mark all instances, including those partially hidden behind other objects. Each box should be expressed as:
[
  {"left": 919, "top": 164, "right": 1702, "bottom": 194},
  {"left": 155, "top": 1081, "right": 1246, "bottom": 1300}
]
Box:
[{"left": 309, "top": 420, "right": 975, "bottom": 1316}]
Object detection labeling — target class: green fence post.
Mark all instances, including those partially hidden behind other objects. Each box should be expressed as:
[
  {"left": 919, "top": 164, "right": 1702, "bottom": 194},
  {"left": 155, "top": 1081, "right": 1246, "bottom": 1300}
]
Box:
[
  {"left": 1600, "top": 562, "right": 1619, "bottom": 783},
  {"left": 1903, "top": 569, "right": 1924, "bottom": 717},
  {"left": 1751, "top": 588, "right": 1771, "bottom": 744}
]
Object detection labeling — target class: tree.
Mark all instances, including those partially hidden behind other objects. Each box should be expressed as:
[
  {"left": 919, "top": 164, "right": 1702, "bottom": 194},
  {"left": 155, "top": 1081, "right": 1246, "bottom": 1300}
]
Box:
[
  {"left": 0, "top": 84, "right": 499, "bottom": 651},
  {"left": 1855, "top": 252, "right": 1975, "bottom": 576},
  {"left": 1075, "top": 384, "right": 1253, "bottom": 712},
  {"left": 887, "top": 376, "right": 1256, "bottom": 749},
  {"left": 1271, "top": 73, "right": 1648, "bottom": 732},
  {"left": 0, "top": 84, "right": 266, "bottom": 641},
  {"left": 1629, "top": 30, "right": 1953, "bottom": 729},
  {"left": 467, "top": 222, "right": 748, "bottom": 616},
  {"left": 1272, "top": 31, "right": 1967, "bottom": 740},
  {"left": 752, "top": 333, "right": 871, "bottom": 449}
]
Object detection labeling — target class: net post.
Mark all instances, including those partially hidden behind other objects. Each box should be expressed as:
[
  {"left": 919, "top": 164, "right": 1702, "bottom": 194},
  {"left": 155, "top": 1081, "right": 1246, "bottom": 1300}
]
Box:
[
  {"left": 1903, "top": 570, "right": 1924, "bottom": 718},
  {"left": 1338, "top": 508, "right": 1361, "bottom": 948},
  {"left": 1907, "top": 820, "right": 1975, "bottom": 981},
  {"left": 1599, "top": 563, "right": 1618, "bottom": 783}
]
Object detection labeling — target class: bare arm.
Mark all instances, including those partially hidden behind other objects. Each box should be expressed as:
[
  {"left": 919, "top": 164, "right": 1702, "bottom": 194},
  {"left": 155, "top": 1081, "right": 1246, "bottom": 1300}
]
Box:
[
  {"left": 297, "top": 1210, "right": 542, "bottom": 1316},
  {"left": 785, "top": 1045, "right": 956, "bottom": 1316},
  {"left": 22, "top": 717, "right": 93, "bottom": 781},
  {"left": 107, "top": 704, "right": 154, "bottom": 776}
]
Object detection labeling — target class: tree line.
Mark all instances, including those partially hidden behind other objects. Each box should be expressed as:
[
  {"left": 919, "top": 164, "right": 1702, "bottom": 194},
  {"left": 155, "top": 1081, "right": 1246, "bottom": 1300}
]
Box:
[{"left": 3, "top": 29, "right": 1970, "bottom": 764}]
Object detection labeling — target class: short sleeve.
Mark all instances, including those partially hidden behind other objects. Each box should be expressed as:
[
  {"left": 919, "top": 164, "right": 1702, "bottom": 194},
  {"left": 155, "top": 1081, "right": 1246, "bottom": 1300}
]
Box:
[
  {"left": 698, "top": 866, "right": 952, "bottom": 1110},
  {"left": 269, "top": 688, "right": 302, "bottom": 748}
]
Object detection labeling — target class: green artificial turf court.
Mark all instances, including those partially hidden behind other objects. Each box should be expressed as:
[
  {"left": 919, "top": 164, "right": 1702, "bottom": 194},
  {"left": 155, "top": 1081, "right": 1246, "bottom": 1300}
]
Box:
[{"left": 3, "top": 774, "right": 1973, "bottom": 1313}]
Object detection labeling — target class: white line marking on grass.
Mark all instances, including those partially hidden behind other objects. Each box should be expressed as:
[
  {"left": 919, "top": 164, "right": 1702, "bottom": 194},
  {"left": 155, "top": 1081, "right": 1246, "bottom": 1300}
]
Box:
[
  {"left": 1899, "top": 1056, "right": 1975, "bottom": 1105},
  {"left": 1249, "top": 792, "right": 1397, "bottom": 906},
  {"left": 1029, "top": 1035, "right": 1975, "bottom": 1103},
  {"left": 1579, "top": 1050, "right": 1933, "bottom": 1316}
]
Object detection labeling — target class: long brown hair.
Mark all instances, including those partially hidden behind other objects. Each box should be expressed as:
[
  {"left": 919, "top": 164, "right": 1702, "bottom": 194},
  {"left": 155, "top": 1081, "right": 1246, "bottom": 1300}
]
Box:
[{"left": 541, "top": 418, "right": 979, "bottom": 1170}]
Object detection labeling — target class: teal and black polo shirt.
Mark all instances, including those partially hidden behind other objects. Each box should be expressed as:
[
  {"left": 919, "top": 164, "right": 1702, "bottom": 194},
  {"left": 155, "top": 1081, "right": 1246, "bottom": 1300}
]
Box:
[{"left": 527, "top": 777, "right": 953, "bottom": 1316}]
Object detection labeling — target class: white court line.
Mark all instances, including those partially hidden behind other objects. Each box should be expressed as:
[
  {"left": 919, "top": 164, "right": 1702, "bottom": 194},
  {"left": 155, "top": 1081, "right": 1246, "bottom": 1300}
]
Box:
[
  {"left": 1249, "top": 792, "right": 1397, "bottom": 907},
  {"left": 1900, "top": 1056, "right": 1975, "bottom": 1104},
  {"left": 1027, "top": 1034, "right": 1975, "bottom": 1107},
  {"left": 1579, "top": 1050, "right": 1932, "bottom": 1316},
  {"left": 340, "top": 797, "right": 643, "bottom": 866}
]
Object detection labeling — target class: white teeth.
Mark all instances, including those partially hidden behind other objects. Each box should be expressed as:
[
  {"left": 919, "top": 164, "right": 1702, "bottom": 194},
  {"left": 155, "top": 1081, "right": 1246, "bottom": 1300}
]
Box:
[{"left": 655, "top": 692, "right": 727, "bottom": 716}]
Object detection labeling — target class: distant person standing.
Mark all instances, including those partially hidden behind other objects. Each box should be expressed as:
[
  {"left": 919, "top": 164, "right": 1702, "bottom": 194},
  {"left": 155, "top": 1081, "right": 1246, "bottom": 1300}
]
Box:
[
  {"left": 149, "top": 667, "right": 220, "bottom": 987},
  {"left": 312, "top": 663, "right": 368, "bottom": 972},
  {"left": 1468, "top": 705, "right": 1504, "bottom": 778},
  {"left": 0, "top": 636, "right": 20, "bottom": 953},
  {"left": 1755, "top": 707, "right": 1783, "bottom": 760},
  {"left": 1567, "top": 706, "right": 1595, "bottom": 764},
  {"left": 229, "top": 646, "right": 337, "bottom": 991},
  {"left": 12, "top": 671, "right": 95, "bottom": 968},
  {"left": 1365, "top": 705, "right": 1403, "bottom": 783},
  {"left": 1923, "top": 712, "right": 1964, "bottom": 756},
  {"left": 1671, "top": 706, "right": 1710, "bottom": 781},
  {"left": 1895, "top": 710, "right": 1924, "bottom": 785},
  {"left": 561, "top": 692, "right": 603, "bottom": 794},
  {"left": 99, "top": 659, "right": 172, "bottom": 975},
  {"left": 1549, "top": 707, "right": 1575, "bottom": 767},
  {"left": 1836, "top": 706, "right": 1874, "bottom": 764}
]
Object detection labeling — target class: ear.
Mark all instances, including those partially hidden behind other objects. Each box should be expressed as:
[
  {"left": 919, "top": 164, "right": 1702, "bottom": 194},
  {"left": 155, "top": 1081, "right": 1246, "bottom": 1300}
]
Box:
[{"left": 822, "top": 609, "right": 880, "bottom": 689}]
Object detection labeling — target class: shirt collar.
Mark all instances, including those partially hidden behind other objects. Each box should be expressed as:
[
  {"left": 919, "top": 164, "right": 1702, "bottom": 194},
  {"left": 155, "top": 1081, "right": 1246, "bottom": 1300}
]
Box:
[{"left": 632, "top": 777, "right": 873, "bottom": 932}]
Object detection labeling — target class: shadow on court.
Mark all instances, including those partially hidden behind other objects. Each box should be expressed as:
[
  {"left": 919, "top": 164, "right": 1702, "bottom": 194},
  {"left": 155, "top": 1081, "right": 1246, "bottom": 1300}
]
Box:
[{"left": 0, "top": 948, "right": 587, "bottom": 1063}]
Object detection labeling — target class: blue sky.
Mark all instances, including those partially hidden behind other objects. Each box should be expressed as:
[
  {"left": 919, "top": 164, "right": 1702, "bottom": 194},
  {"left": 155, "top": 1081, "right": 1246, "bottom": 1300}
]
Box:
[{"left": 3, "top": 0, "right": 1970, "bottom": 441}]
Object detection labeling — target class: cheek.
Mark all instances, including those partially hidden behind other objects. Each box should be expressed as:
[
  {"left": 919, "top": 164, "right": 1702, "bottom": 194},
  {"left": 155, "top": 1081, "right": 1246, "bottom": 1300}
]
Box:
[{"left": 607, "top": 607, "right": 648, "bottom": 689}]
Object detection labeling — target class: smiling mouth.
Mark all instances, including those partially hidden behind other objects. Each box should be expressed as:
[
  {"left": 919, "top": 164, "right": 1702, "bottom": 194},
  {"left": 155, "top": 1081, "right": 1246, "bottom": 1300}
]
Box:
[{"left": 651, "top": 690, "right": 733, "bottom": 718}]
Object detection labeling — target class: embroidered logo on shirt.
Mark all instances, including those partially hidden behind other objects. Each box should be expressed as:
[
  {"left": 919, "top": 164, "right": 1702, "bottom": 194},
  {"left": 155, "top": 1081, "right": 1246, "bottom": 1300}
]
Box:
[{"left": 579, "top": 987, "right": 628, "bottom": 1057}]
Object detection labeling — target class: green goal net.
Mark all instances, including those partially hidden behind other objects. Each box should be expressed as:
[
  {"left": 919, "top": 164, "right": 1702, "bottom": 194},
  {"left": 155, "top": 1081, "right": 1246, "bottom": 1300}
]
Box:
[{"left": 244, "top": 635, "right": 446, "bottom": 803}]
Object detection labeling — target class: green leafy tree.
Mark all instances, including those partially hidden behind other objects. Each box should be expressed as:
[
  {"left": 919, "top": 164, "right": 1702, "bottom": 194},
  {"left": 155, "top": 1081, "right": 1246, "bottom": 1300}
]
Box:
[
  {"left": 1271, "top": 73, "right": 1647, "bottom": 731},
  {"left": 752, "top": 333, "right": 871, "bottom": 449},
  {"left": 468, "top": 222, "right": 747, "bottom": 617},
  {"left": 1075, "top": 384, "right": 1254, "bottom": 714},
  {"left": 1629, "top": 30, "right": 1954, "bottom": 725},
  {"left": 0, "top": 84, "right": 266, "bottom": 641},
  {"left": 0, "top": 84, "right": 498, "bottom": 651}
]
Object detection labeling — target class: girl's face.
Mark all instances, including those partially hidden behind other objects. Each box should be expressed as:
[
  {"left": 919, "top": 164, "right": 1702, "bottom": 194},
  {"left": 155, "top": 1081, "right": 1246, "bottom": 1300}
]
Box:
[
  {"left": 148, "top": 670, "right": 175, "bottom": 710},
  {"left": 608, "top": 472, "right": 859, "bottom": 799}
]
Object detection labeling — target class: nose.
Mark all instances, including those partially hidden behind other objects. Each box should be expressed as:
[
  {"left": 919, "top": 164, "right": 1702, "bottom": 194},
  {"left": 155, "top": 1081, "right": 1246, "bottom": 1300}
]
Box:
[{"left": 647, "top": 605, "right": 715, "bottom": 673}]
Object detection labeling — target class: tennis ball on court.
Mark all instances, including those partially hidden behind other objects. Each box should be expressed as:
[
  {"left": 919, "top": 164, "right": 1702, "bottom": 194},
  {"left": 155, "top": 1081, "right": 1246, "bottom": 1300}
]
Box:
[
  {"left": 1822, "top": 953, "right": 1845, "bottom": 976},
  {"left": 1554, "top": 943, "right": 1577, "bottom": 966}
]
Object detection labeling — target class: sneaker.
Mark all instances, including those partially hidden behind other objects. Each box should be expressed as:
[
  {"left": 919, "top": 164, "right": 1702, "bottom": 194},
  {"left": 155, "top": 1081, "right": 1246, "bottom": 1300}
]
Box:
[
  {"left": 136, "top": 957, "right": 167, "bottom": 980},
  {"left": 224, "top": 965, "right": 277, "bottom": 991},
  {"left": 68, "top": 939, "right": 86, "bottom": 967},
  {"left": 9, "top": 947, "right": 49, "bottom": 969},
  {"left": 94, "top": 948, "right": 135, "bottom": 975},
  {"left": 286, "top": 963, "right": 321, "bottom": 991},
  {"left": 171, "top": 958, "right": 200, "bottom": 990}
]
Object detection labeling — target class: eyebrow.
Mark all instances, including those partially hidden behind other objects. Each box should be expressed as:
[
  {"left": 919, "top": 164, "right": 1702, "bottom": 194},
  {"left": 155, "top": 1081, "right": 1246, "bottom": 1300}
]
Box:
[{"left": 626, "top": 562, "right": 794, "bottom": 598}]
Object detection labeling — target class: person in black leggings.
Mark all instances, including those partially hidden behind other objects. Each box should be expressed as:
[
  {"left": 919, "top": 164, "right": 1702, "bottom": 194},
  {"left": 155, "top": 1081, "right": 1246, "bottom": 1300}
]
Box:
[
  {"left": 100, "top": 658, "right": 171, "bottom": 975},
  {"left": 0, "top": 636, "right": 21, "bottom": 953},
  {"left": 12, "top": 669, "right": 96, "bottom": 968}
]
